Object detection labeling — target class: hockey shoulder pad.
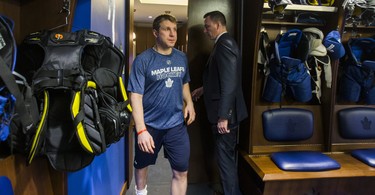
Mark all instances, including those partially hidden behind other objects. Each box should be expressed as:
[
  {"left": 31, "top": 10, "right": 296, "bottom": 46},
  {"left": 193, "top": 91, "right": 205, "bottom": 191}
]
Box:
[
  {"left": 25, "top": 31, "right": 105, "bottom": 170},
  {"left": 347, "top": 38, "right": 375, "bottom": 66}
]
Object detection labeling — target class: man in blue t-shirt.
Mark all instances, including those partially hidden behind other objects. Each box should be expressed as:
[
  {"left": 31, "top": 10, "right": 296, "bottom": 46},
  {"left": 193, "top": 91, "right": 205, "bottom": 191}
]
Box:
[{"left": 127, "top": 14, "right": 195, "bottom": 195}]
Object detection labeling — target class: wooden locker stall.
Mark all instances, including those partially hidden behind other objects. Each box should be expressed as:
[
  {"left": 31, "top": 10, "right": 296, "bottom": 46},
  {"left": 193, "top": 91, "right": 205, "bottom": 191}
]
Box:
[
  {"left": 238, "top": 1, "right": 375, "bottom": 194},
  {"left": 329, "top": 3, "right": 375, "bottom": 153},
  {"left": 240, "top": 1, "right": 340, "bottom": 156},
  {"left": 327, "top": 1, "right": 375, "bottom": 187}
]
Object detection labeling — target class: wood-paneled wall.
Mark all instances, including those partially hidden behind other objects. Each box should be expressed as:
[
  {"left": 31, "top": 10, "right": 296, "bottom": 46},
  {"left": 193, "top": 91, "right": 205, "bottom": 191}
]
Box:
[
  {"left": 135, "top": 23, "right": 188, "bottom": 55},
  {"left": 134, "top": 26, "right": 155, "bottom": 55}
]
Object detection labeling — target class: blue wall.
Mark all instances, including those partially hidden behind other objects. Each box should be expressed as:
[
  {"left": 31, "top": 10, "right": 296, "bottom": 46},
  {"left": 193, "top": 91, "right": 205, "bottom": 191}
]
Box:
[
  {"left": 71, "top": 0, "right": 91, "bottom": 31},
  {"left": 68, "top": 0, "right": 127, "bottom": 194}
]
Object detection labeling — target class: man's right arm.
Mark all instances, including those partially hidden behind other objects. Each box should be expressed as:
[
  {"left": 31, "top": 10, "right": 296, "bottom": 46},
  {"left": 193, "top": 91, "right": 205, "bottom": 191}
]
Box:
[
  {"left": 130, "top": 92, "right": 146, "bottom": 132},
  {"left": 130, "top": 92, "right": 155, "bottom": 154}
]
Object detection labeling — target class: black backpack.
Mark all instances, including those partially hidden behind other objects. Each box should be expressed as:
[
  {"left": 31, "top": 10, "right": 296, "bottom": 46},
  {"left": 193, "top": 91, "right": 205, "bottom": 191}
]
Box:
[{"left": 0, "top": 15, "right": 37, "bottom": 157}]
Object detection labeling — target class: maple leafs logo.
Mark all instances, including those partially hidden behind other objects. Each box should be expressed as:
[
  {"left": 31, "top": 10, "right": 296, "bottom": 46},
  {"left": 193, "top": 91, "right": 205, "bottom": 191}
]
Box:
[
  {"left": 165, "top": 78, "right": 173, "bottom": 88},
  {"left": 361, "top": 116, "right": 372, "bottom": 130}
]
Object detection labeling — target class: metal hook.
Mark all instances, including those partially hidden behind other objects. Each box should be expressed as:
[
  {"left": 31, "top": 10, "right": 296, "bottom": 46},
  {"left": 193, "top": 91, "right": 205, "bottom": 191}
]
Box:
[{"left": 50, "top": 0, "right": 71, "bottom": 31}]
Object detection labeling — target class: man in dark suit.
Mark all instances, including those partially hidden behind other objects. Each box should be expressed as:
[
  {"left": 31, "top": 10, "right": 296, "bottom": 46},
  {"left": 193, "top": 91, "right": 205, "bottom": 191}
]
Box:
[{"left": 192, "top": 10, "right": 248, "bottom": 195}]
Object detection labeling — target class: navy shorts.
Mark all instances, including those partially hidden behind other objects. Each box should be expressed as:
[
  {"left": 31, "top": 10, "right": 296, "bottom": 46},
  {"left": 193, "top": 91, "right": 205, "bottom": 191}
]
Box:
[{"left": 134, "top": 123, "right": 190, "bottom": 172}]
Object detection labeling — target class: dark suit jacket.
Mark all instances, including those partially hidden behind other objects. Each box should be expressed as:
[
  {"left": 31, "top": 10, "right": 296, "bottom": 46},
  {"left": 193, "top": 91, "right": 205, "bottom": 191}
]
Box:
[{"left": 203, "top": 32, "right": 248, "bottom": 125}]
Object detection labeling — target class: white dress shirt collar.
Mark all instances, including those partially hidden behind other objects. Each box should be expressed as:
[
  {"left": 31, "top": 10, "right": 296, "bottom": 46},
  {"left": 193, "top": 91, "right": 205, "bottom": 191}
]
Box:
[{"left": 215, "top": 31, "right": 227, "bottom": 43}]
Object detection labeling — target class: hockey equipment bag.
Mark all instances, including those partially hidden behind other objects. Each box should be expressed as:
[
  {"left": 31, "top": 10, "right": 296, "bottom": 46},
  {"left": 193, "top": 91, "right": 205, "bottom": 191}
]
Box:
[
  {"left": 262, "top": 29, "right": 312, "bottom": 102},
  {"left": 0, "top": 15, "right": 37, "bottom": 156},
  {"left": 339, "top": 37, "right": 375, "bottom": 104},
  {"left": 17, "top": 30, "right": 132, "bottom": 171},
  {"left": 0, "top": 15, "right": 16, "bottom": 143}
]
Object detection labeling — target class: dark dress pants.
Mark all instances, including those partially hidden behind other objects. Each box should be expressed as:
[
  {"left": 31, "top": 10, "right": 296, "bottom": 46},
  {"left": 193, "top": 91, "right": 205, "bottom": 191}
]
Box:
[{"left": 211, "top": 125, "right": 242, "bottom": 195}]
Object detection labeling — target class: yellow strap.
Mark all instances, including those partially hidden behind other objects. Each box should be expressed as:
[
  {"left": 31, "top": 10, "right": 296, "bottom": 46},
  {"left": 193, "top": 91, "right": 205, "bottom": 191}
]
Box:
[
  {"left": 308, "top": 0, "right": 334, "bottom": 6},
  {"left": 119, "top": 76, "right": 132, "bottom": 112},
  {"left": 29, "top": 82, "right": 97, "bottom": 162},
  {"left": 324, "top": 0, "right": 334, "bottom": 6},
  {"left": 28, "top": 90, "right": 49, "bottom": 164},
  {"left": 72, "top": 91, "right": 94, "bottom": 153},
  {"left": 87, "top": 80, "right": 96, "bottom": 89}
]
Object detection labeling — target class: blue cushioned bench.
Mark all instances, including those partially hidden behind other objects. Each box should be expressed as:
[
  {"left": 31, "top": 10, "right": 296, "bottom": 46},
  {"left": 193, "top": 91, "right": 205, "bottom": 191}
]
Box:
[
  {"left": 338, "top": 107, "right": 375, "bottom": 167},
  {"left": 263, "top": 108, "right": 341, "bottom": 171}
]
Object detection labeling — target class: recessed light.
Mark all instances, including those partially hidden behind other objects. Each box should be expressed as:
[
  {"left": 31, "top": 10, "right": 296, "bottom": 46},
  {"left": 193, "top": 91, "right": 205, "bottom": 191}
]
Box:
[{"left": 148, "top": 16, "right": 153, "bottom": 19}]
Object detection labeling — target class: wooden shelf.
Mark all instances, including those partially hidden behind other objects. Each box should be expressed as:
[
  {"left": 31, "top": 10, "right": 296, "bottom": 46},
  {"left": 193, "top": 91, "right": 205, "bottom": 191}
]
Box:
[
  {"left": 263, "top": 3, "right": 338, "bottom": 12},
  {"left": 262, "top": 21, "right": 324, "bottom": 26}
]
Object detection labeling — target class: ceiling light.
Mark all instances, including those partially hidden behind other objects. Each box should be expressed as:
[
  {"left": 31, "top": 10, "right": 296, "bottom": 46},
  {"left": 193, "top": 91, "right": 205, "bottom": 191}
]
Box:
[
  {"left": 148, "top": 16, "right": 153, "bottom": 19},
  {"left": 140, "top": 0, "right": 188, "bottom": 6}
]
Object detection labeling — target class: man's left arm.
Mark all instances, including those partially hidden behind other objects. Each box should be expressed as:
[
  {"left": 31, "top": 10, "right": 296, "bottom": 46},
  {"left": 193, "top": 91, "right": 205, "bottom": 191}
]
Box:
[
  {"left": 183, "top": 83, "right": 196, "bottom": 125},
  {"left": 216, "top": 38, "right": 238, "bottom": 120}
]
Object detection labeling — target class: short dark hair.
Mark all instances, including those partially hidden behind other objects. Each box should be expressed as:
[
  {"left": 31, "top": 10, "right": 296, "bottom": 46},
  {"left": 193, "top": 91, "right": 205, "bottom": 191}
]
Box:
[
  {"left": 152, "top": 14, "right": 177, "bottom": 31},
  {"left": 204, "top": 11, "right": 226, "bottom": 26}
]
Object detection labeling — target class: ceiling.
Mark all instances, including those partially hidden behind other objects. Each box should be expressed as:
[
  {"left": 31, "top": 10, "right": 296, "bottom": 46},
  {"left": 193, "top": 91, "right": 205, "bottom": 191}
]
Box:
[{"left": 133, "top": 0, "right": 188, "bottom": 27}]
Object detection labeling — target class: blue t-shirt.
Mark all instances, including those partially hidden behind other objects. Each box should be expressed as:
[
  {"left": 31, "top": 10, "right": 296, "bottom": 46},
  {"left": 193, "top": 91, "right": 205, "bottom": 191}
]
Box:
[{"left": 128, "top": 48, "right": 190, "bottom": 129}]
